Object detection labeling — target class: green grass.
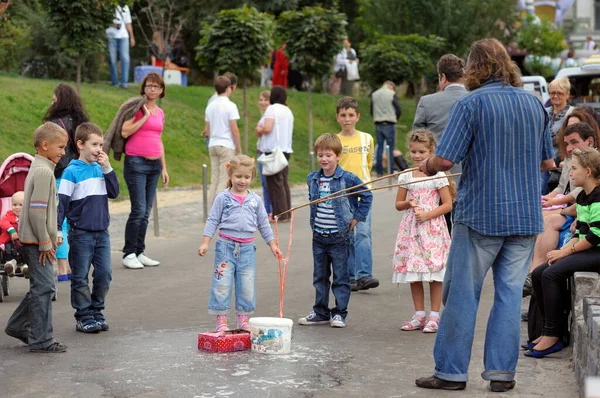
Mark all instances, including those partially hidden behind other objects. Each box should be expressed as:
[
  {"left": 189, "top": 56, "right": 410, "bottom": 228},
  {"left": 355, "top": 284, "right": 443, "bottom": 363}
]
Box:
[{"left": 0, "top": 74, "right": 416, "bottom": 195}]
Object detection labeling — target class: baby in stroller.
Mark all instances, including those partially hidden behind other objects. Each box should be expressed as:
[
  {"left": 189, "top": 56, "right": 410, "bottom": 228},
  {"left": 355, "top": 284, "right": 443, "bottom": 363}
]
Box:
[{"left": 0, "top": 191, "right": 28, "bottom": 278}]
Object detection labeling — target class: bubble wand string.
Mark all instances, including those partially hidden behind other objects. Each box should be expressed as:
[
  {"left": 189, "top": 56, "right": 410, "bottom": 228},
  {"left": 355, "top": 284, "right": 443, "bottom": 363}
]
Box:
[{"left": 274, "top": 210, "right": 295, "bottom": 318}]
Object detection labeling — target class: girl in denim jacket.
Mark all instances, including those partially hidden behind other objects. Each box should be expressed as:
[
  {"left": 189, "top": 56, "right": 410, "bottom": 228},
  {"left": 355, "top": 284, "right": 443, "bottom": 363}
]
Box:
[{"left": 198, "top": 155, "right": 281, "bottom": 332}]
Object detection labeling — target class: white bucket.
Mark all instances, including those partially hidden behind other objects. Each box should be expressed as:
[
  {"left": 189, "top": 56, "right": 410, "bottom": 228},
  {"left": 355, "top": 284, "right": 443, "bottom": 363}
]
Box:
[{"left": 249, "top": 317, "right": 293, "bottom": 355}]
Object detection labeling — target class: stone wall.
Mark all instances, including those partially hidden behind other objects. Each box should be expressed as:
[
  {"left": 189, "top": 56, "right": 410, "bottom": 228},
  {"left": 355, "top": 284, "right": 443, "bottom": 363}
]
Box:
[{"left": 572, "top": 272, "right": 600, "bottom": 397}]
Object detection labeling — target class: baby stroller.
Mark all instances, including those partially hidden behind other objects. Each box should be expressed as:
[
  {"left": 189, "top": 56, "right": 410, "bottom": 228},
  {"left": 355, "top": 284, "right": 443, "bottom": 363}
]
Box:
[{"left": 0, "top": 152, "right": 34, "bottom": 302}]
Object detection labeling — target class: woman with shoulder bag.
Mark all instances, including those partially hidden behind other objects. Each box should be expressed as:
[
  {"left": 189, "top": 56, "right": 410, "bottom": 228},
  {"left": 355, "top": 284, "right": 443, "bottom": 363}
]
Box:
[
  {"left": 43, "top": 83, "right": 90, "bottom": 282},
  {"left": 255, "top": 86, "right": 293, "bottom": 222}
]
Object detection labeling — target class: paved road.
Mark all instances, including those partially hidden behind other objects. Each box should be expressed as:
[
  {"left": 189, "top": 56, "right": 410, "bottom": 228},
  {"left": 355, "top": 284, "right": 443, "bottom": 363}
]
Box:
[{"left": 0, "top": 188, "right": 576, "bottom": 397}]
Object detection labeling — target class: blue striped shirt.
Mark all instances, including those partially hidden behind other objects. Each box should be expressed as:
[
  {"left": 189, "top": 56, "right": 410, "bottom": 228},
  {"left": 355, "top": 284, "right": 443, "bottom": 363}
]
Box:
[
  {"left": 314, "top": 175, "right": 338, "bottom": 231},
  {"left": 436, "top": 80, "right": 553, "bottom": 236}
]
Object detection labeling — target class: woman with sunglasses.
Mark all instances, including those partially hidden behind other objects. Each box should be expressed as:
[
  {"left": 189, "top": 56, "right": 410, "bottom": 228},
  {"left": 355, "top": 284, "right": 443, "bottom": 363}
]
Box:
[{"left": 120, "top": 72, "right": 169, "bottom": 269}]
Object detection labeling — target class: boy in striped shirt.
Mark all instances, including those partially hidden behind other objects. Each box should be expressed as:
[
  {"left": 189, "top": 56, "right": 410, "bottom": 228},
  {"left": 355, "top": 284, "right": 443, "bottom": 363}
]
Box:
[
  {"left": 57, "top": 123, "right": 119, "bottom": 334},
  {"left": 299, "top": 134, "right": 372, "bottom": 328}
]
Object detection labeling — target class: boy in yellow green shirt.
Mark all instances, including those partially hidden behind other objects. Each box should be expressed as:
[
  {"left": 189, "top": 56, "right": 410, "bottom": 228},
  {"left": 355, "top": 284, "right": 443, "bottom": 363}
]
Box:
[{"left": 336, "top": 97, "right": 379, "bottom": 291}]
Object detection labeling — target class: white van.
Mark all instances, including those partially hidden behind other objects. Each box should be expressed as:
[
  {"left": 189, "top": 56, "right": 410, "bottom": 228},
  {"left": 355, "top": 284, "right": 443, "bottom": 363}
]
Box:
[
  {"left": 521, "top": 76, "right": 549, "bottom": 105},
  {"left": 555, "top": 66, "right": 600, "bottom": 109}
]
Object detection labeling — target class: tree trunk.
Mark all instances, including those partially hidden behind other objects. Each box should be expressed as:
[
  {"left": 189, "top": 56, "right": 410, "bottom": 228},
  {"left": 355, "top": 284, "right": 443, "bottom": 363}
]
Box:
[
  {"left": 76, "top": 56, "right": 82, "bottom": 93},
  {"left": 243, "top": 78, "right": 248, "bottom": 154},
  {"left": 308, "top": 82, "right": 314, "bottom": 172}
]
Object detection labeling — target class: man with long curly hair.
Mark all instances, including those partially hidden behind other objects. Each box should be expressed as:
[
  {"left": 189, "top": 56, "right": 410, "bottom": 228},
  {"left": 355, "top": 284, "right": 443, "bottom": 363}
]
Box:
[{"left": 414, "top": 38, "right": 555, "bottom": 393}]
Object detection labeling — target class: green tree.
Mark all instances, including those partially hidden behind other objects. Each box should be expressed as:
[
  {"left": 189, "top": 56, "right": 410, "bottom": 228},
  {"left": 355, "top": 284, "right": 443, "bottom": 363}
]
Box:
[
  {"left": 360, "top": 34, "right": 445, "bottom": 102},
  {"left": 0, "top": 17, "right": 31, "bottom": 73},
  {"left": 276, "top": 6, "right": 347, "bottom": 162},
  {"left": 196, "top": 5, "right": 273, "bottom": 154},
  {"left": 43, "top": 0, "right": 118, "bottom": 92},
  {"left": 356, "top": 0, "right": 518, "bottom": 56},
  {"left": 518, "top": 14, "right": 567, "bottom": 77}
]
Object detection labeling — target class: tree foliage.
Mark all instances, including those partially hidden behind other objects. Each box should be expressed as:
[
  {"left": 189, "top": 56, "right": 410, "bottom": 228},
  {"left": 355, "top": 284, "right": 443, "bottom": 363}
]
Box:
[
  {"left": 43, "top": 0, "right": 118, "bottom": 90},
  {"left": 276, "top": 6, "right": 347, "bottom": 81},
  {"left": 360, "top": 34, "right": 445, "bottom": 88},
  {"left": 0, "top": 17, "right": 31, "bottom": 73},
  {"left": 356, "top": 0, "right": 518, "bottom": 56},
  {"left": 518, "top": 14, "right": 566, "bottom": 77}
]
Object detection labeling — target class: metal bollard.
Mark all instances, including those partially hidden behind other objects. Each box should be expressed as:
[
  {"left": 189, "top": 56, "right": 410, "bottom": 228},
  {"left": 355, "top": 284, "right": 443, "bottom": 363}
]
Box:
[
  {"left": 202, "top": 164, "right": 208, "bottom": 223},
  {"left": 152, "top": 192, "right": 159, "bottom": 237},
  {"left": 310, "top": 151, "right": 315, "bottom": 172}
]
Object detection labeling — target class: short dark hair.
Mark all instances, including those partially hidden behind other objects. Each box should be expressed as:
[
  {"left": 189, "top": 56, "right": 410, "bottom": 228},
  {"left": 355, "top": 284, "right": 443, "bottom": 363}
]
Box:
[
  {"left": 215, "top": 76, "right": 231, "bottom": 94},
  {"left": 437, "top": 54, "right": 465, "bottom": 83},
  {"left": 336, "top": 96, "right": 359, "bottom": 114},
  {"left": 224, "top": 72, "right": 237, "bottom": 87},
  {"left": 563, "top": 122, "right": 597, "bottom": 148},
  {"left": 75, "top": 122, "right": 103, "bottom": 144},
  {"left": 270, "top": 85, "right": 287, "bottom": 105},
  {"left": 140, "top": 72, "right": 166, "bottom": 98}
]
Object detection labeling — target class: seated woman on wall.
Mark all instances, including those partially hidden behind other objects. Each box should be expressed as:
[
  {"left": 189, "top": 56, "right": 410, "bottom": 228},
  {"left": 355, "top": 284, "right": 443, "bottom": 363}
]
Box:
[{"left": 527, "top": 147, "right": 600, "bottom": 358}]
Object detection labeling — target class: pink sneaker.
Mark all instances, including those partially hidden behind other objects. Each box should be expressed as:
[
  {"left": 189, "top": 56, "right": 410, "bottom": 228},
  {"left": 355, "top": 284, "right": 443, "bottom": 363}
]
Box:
[
  {"left": 216, "top": 315, "right": 228, "bottom": 333},
  {"left": 401, "top": 314, "right": 426, "bottom": 331},
  {"left": 237, "top": 315, "right": 250, "bottom": 331},
  {"left": 423, "top": 316, "right": 440, "bottom": 333}
]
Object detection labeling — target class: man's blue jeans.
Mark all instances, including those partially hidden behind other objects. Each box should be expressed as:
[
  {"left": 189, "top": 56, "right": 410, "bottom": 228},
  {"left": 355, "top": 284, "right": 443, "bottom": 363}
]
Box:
[
  {"left": 123, "top": 156, "right": 162, "bottom": 256},
  {"left": 312, "top": 232, "right": 351, "bottom": 319},
  {"left": 208, "top": 238, "right": 257, "bottom": 315},
  {"left": 433, "top": 223, "right": 535, "bottom": 382},
  {"left": 375, "top": 123, "right": 396, "bottom": 175},
  {"left": 5, "top": 244, "right": 56, "bottom": 350},
  {"left": 69, "top": 228, "right": 112, "bottom": 322},
  {"left": 108, "top": 37, "right": 130, "bottom": 87},
  {"left": 348, "top": 208, "right": 373, "bottom": 281}
]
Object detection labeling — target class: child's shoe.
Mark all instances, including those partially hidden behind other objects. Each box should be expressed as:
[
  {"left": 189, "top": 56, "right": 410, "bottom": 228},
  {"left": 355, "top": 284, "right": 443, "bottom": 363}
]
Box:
[
  {"left": 423, "top": 316, "right": 440, "bottom": 333},
  {"left": 330, "top": 314, "right": 346, "bottom": 328},
  {"left": 4, "top": 259, "right": 16, "bottom": 277},
  {"left": 76, "top": 319, "right": 102, "bottom": 333},
  {"left": 237, "top": 315, "right": 250, "bottom": 331},
  {"left": 298, "top": 311, "right": 330, "bottom": 325},
  {"left": 57, "top": 274, "right": 70, "bottom": 282},
  {"left": 216, "top": 315, "right": 229, "bottom": 333},
  {"left": 401, "top": 314, "right": 426, "bottom": 331}
]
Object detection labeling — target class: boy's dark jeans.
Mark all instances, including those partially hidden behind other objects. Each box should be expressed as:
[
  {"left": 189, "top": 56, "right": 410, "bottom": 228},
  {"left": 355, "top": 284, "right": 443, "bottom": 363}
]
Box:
[
  {"left": 6, "top": 244, "right": 55, "bottom": 349},
  {"left": 312, "top": 231, "right": 351, "bottom": 319},
  {"left": 69, "top": 228, "right": 112, "bottom": 322}
]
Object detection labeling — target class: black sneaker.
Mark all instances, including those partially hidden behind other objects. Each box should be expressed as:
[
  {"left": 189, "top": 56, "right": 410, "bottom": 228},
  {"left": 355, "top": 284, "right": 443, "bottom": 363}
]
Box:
[
  {"left": 95, "top": 319, "right": 109, "bottom": 331},
  {"left": 357, "top": 276, "right": 379, "bottom": 290},
  {"left": 350, "top": 280, "right": 359, "bottom": 291},
  {"left": 30, "top": 341, "right": 67, "bottom": 353},
  {"left": 298, "top": 311, "right": 330, "bottom": 325},
  {"left": 490, "top": 380, "right": 516, "bottom": 392},
  {"left": 415, "top": 376, "right": 466, "bottom": 390},
  {"left": 76, "top": 319, "right": 102, "bottom": 333}
]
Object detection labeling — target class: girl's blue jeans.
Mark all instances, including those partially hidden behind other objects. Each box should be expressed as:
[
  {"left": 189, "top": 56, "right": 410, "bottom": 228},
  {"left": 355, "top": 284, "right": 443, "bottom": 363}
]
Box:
[{"left": 208, "top": 238, "right": 257, "bottom": 315}]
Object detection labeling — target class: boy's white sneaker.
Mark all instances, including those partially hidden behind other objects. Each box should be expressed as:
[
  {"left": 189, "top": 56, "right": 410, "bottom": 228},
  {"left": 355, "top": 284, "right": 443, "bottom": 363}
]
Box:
[
  {"left": 122, "top": 254, "right": 144, "bottom": 269},
  {"left": 137, "top": 253, "right": 160, "bottom": 267}
]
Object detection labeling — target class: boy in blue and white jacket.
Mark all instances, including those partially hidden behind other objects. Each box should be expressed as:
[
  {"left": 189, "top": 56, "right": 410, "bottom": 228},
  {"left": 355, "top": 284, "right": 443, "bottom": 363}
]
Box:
[{"left": 57, "top": 123, "right": 119, "bottom": 334}]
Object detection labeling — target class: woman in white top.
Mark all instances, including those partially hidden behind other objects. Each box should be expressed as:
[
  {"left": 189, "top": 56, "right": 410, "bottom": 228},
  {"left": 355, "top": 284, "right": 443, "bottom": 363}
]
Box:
[{"left": 255, "top": 86, "right": 294, "bottom": 222}]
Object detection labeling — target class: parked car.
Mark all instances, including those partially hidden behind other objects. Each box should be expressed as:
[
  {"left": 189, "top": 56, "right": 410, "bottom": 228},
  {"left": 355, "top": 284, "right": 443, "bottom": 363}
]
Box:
[
  {"left": 556, "top": 65, "right": 600, "bottom": 109},
  {"left": 522, "top": 75, "right": 550, "bottom": 105}
]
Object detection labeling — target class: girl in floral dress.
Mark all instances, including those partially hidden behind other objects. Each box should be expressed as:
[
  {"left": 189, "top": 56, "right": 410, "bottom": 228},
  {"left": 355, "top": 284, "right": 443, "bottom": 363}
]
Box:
[{"left": 393, "top": 130, "right": 454, "bottom": 333}]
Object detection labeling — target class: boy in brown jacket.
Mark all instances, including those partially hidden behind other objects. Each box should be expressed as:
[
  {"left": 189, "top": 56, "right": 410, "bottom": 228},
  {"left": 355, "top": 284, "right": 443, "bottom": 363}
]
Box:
[{"left": 5, "top": 122, "right": 69, "bottom": 353}]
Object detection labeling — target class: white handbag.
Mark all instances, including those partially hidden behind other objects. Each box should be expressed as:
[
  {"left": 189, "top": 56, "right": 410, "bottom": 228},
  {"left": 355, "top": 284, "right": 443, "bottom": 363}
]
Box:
[{"left": 257, "top": 108, "right": 288, "bottom": 176}]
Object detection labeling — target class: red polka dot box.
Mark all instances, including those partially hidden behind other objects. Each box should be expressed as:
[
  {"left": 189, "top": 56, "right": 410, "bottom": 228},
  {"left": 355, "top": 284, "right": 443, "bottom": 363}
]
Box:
[{"left": 198, "top": 329, "right": 251, "bottom": 353}]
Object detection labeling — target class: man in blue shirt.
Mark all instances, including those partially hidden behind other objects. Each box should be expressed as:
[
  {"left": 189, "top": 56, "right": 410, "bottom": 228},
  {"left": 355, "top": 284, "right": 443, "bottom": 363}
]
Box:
[{"left": 415, "top": 38, "right": 555, "bottom": 393}]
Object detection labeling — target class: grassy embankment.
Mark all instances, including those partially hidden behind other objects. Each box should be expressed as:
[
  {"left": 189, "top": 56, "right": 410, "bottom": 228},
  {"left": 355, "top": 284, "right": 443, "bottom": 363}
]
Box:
[{"left": 0, "top": 74, "right": 416, "bottom": 196}]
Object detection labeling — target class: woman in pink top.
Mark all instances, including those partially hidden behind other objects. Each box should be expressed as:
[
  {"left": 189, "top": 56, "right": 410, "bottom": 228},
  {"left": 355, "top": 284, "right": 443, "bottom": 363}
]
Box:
[{"left": 120, "top": 72, "right": 170, "bottom": 269}]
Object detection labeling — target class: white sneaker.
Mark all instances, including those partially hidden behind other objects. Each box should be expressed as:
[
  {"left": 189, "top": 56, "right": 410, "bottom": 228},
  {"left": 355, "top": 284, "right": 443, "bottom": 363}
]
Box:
[
  {"left": 137, "top": 253, "right": 160, "bottom": 267},
  {"left": 122, "top": 253, "right": 144, "bottom": 269}
]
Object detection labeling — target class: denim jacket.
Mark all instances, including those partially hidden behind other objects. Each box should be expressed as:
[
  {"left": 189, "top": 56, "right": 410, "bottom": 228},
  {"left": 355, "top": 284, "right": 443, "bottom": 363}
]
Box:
[
  {"left": 203, "top": 189, "right": 274, "bottom": 243},
  {"left": 307, "top": 165, "right": 373, "bottom": 234}
]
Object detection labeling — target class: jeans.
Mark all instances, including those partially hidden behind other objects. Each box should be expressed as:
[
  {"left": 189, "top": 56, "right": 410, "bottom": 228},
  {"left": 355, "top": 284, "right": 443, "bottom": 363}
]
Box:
[
  {"left": 209, "top": 145, "right": 235, "bottom": 206},
  {"left": 256, "top": 150, "right": 272, "bottom": 215},
  {"left": 6, "top": 244, "right": 56, "bottom": 350},
  {"left": 312, "top": 232, "right": 351, "bottom": 319},
  {"left": 375, "top": 123, "right": 396, "bottom": 175},
  {"left": 208, "top": 238, "right": 257, "bottom": 315},
  {"left": 348, "top": 208, "right": 373, "bottom": 281},
  {"left": 433, "top": 224, "right": 535, "bottom": 382},
  {"left": 123, "top": 156, "right": 162, "bottom": 256},
  {"left": 69, "top": 228, "right": 112, "bottom": 322},
  {"left": 108, "top": 37, "right": 130, "bottom": 87},
  {"left": 531, "top": 248, "right": 600, "bottom": 337},
  {"left": 266, "top": 153, "right": 291, "bottom": 220}
]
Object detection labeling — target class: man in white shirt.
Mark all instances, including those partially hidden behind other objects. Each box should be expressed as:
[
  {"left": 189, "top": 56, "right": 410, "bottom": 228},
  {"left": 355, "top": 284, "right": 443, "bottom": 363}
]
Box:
[
  {"left": 206, "top": 75, "right": 242, "bottom": 205},
  {"left": 202, "top": 72, "right": 238, "bottom": 148},
  {"left": 106, "top": 4, "right": 135, "bottom": 88},
  {"left": 584, "top": 36, "right": 596, "bottom": 51}
]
